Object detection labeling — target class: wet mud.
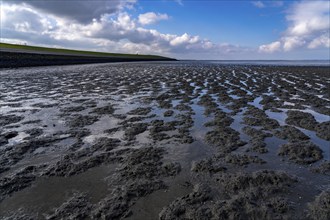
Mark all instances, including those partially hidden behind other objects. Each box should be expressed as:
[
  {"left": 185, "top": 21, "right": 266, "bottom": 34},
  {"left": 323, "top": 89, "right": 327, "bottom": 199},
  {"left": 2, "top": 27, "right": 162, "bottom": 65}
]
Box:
[{"left": 0, "top": 63, "right": 329, "bottom": 219}]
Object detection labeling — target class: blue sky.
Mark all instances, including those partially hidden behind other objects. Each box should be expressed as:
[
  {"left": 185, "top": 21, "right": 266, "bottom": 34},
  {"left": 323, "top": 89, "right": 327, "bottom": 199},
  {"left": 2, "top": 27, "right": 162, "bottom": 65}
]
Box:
[{"left": 1, "top": 0, "right": 329, "bottom": 59}]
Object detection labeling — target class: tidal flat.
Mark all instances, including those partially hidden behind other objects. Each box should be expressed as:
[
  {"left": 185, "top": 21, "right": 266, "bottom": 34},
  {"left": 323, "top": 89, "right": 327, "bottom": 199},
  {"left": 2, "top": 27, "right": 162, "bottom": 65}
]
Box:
[{"left": 0, "top": 62, "right": 329, "bottom": 219}]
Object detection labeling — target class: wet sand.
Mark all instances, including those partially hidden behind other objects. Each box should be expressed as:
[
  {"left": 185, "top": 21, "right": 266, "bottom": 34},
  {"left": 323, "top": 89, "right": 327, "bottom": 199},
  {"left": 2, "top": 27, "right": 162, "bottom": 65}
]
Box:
[{"left": 0, "top": 62, "right": 329, "bottom": 219}]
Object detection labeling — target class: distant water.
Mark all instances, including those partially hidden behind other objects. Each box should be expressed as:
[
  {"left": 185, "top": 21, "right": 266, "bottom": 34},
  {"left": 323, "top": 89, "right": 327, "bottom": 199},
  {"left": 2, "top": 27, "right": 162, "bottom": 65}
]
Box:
[{"left": 200, "top": 60, "right": 330, "bottom": 66}]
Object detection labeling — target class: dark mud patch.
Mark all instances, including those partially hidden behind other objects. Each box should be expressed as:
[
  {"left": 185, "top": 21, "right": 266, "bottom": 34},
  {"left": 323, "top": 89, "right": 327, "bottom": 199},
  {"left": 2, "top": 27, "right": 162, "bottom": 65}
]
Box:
[
  {"left": 160, "top": 170, "right": 297, "bottom": 220},
  {"left": 0, "top": 131, "right": 19, "bottom": 147},
  {"left": 0, "top": 137, "right": 8, "bottom": 147},
  {"left": 278, "top": 141, "right": 323, "bottom": 164},
  {"left": 163, "top": 110, "right": 174, "bottom": 117},
  {"left": 242, "top": 126, "right": 272, "bottom": 140},
  {"left": 307, "top": 190, "right": 330, "bottom": 220},
  {"left": 46, "top": 192, "right": 92, "bottom": 219},
  {"left": 174, "top": 103, "right": 193, "bottom": 112},
  {"left": 191, "top": 158, "right": 227, "bottom": 174},
  {"left": 123, "top": 123, "right": 148, "bottom": 141},
  {"left": 216, "top": 170, "right": 296, "bottom": 193},
  {"left": 286, "top": 110, "right": 318, "bottom": 131},
  {"left": 92, "top": 179, "right": 166, "bottom": 219},
  {"left": 149, "top": 120, "right": 177, "bottom": 142},
  {"left": 243, "top": 106, "right": 280, "bottom": 130},
  {"left": 205, "top": 127, "right": 246, "bottom": 153},
  {"left": 0, "top": 165, "right": 45, "bottom": 202},
  {"left": 274, "top": 125, "right": 310, "bottom": 142},
  {"left": 0, "top": 135, "right": 68, "bottom": 172},
  {"left": 0, "top": 114, "right": 24, "bottom": 127},
  {"left": 224, "top": 153, "right": 266, "bottom": 166},
  {"left": 127, "top": 107, "right": 152, "bottom": 116},
  {"left": 159, "top": 183, "right": 213, "bottom": 220},
  {"left": 204, "top": 110, "right": 233, "bottom": 127},
  {"left": 192, "top": 153, "right": 265, "bottom": 173},
  {"left": 248, "top": 140, "right": 269, "bottom": 154},
  {"left": 93, "top": 147, "right": 181, "bottom": 219},
  {"left": 315, "top": 121, "right": 330, "bottom": 141},
  {"left": 43, "top": 150, "right": 122, "bottom": 177},
  {"left": 21, "top": 119, "right": 42, "bottom": 125},
  {"left": 310, "top": 162, "right": 330, "bottom": 175},
  {"left": 91, "top": 105, "right": 115, "bottom": 115},
  {"left": 66, "top": 114, "right": 99, "bottom": 127},
  {"left": 242, "top": 126, "right": 272, "bottom": 153},
  {"left": 2, "top": 131, "right": 19, "bottom": 139},
  {"left": 0, "top": 208, "right": 37, "bottom": 220},
  {"left": 243, "top": 116, "right": 280, "bottom": 130},
  {"left": 104, "top": 127, "right": 121, "bottom": 134},
  {"left": 60, "top": 106, "right": 86, "bottom": 113},
  {"left": 24, "top": 128, "right": 44, "bottom": 139},
  {"left": 119, "top": 147, "right": 181, "bottom": 180}
]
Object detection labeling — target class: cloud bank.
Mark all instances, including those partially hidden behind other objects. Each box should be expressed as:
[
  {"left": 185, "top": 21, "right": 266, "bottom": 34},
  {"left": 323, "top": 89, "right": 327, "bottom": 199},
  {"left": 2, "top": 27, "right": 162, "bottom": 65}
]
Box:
[
  {"left": 3, "top": 0, "right": 137, "bottom": 23},
  {"left": 1, "top": 0, "right": 328, "bottom": 59},
  {"left": 252, "top": 1, "right": 283, "bottom": 8},
  {"left": 138, "top": 12, "right": 169, "bottom": 25},
  {"left": 1, "top": 0, "right": 248, "bottom": 59},
  {"left": 259, "top": 0, "right": 330, "bottom": 53}
]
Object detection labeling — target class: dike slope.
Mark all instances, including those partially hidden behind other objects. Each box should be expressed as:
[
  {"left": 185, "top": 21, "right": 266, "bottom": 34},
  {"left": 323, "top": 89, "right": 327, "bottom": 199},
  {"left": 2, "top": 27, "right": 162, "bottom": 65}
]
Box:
[{"left": 0, "top": 43, "right": 175, "bottom": 68}]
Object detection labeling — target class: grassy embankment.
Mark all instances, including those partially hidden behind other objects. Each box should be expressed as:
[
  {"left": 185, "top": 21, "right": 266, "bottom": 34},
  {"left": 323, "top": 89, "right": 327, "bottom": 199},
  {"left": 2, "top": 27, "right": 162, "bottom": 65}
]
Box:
[
  {"left": 0, "top": 42, "right": 173, "bottom": 60},
  {"left": 0, "top": 43, "right": 175, "bottom": 68}
]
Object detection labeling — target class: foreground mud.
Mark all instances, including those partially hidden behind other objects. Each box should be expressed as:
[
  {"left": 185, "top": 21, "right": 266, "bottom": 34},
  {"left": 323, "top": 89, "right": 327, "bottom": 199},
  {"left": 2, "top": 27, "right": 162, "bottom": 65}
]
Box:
[{"left": 0, "top": 63, "right": 329, "bottom": 219}]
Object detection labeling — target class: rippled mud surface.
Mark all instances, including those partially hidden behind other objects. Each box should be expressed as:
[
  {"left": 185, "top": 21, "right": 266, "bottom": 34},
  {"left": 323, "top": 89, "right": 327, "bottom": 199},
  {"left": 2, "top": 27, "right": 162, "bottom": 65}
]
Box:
[{"left": 0, "top": 62, "right": 329, "bottom": 219}]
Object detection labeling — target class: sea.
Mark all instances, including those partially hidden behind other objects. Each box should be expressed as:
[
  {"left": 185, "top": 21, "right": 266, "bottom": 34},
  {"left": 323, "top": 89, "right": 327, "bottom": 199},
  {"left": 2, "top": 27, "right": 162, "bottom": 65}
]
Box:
[{"left": 189, "top": 60, "right": 330, "bottom": 66}]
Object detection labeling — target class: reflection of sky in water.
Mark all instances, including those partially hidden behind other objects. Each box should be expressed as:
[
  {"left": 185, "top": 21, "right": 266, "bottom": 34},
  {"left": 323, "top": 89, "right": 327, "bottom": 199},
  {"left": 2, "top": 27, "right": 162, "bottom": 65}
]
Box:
[
  {"left": 299, "top": 128, "right": 330, "bottom": 160},
  {"left": 265, "top": 108, "right": 330, "bottom": 160},
  {"left": 7, "top": 132, "right": 29, "bottom": 146},
  {"left": 249, "top": 96, "right": 262, "bottom": 109}
]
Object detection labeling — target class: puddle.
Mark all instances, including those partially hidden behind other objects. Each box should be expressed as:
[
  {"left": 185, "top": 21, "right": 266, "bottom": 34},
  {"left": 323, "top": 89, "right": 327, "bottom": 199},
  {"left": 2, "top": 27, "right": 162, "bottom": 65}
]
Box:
[
  {"left": 249, "top": 96, "right": 263, "bottom": 109},
  {"left": 298, "top": 127, "right": 330, "bottom": 160},
  {"left": 8, "top": 132, "right": 29, "bottom": 145}
]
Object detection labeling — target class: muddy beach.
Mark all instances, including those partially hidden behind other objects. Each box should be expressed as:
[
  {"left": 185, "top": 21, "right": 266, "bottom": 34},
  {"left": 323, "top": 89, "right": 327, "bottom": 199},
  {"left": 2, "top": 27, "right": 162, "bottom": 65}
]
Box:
[{"left": 0, "top": 62, "right": 329, "bottom": 219}]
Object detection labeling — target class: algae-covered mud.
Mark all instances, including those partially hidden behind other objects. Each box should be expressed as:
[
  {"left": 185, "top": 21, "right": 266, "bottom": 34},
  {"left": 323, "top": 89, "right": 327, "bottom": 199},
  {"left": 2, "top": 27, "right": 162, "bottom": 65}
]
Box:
[{"left": 0, "top": 62, "right": 329, "bottom": 219}]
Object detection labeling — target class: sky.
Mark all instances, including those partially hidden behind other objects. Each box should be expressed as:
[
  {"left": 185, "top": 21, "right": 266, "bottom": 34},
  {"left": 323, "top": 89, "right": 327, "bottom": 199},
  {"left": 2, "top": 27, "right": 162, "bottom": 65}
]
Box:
[{"left": 0, "top": 0, "right": 329, "bottom": 60}]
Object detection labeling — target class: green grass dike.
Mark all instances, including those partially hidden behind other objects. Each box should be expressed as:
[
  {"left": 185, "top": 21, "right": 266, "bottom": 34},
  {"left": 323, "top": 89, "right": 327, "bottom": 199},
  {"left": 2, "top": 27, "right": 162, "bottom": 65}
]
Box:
[
  {"left": 0, "top": 43, "right": 176, "bottom": 68},
  {"left": 0, "top": 42, "right": 175, "bottom": 60}
]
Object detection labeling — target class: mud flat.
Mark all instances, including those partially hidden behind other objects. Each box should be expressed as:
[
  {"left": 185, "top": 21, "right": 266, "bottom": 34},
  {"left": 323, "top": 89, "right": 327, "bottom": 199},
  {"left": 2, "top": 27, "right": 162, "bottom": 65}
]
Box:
[{"left": 0, "top": 63, "right": 329, "bottom": 219}]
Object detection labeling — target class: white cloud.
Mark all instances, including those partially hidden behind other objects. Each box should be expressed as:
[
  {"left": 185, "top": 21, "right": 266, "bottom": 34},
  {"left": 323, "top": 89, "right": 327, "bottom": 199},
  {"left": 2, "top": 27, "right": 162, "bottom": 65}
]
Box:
[
  {"left": 170, "top": 33, "right": 199, "bottom": 46},
  {"left": 175, "top": 0, "right": 184, "bottom": 6},
  {"left": 287, "top": 1, "right": 329, "bottom": 36},
  {"left": 0, "top": 4, "right": 54, "bottom": 34},
  {"left": 308, "top": 34, "right": 330, "bottom": 49},
  {"left": 259, "top": 41, "right": 281, "bottom": 53},
  {"left": 252, "top": 1, "right": 284, "bottom": 8},
  {"left": 138, "top": 12, "right": 169, "bottom": 25},
  {"left": 272, "top": 1, "right": 284, "bottom": 7},
  {"left": 1, "top": 2, "right": 249, "bottom": 59},
  {"left": 2, "top": 0, "right": 137, "bottom": 23},
  {"left": 252, "top": 1, "right": 265, "bottom": 8},
  {"left": 282, "top": 36, "right": 305, "bottom": 51},
  {"left": 259, "top": 0, "right": 330, "bottom": 53}
]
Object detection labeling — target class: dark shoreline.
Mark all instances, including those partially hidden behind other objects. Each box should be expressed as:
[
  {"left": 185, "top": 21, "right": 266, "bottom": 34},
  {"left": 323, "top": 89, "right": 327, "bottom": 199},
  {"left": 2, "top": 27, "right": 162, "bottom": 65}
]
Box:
[{"left": 0, "top": 51, "right": 176, "bottom": 69}]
